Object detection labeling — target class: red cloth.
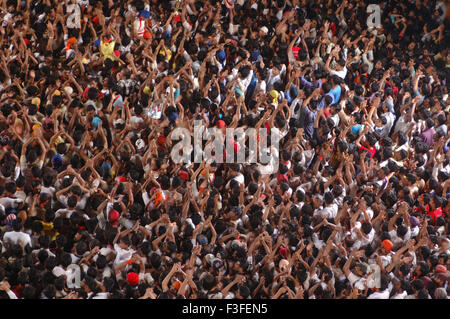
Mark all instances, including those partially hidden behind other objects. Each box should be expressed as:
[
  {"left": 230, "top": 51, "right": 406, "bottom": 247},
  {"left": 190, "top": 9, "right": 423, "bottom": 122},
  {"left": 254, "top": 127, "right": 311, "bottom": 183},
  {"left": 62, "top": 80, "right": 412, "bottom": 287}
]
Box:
[
  {"left": 12, "top": 285, "right": 24, "bottom": 299},
  {"left": 277, "top": 174, "right": 288, "bottom": 184},
  {"left": 428, "top": 207, "right": 443, "bottom": 224},
  {"left": 330, "top": 23, "right": 337, "bottom": 35},
  {"left": 359, "top": 145, "right": 376, "bottom": 158}
]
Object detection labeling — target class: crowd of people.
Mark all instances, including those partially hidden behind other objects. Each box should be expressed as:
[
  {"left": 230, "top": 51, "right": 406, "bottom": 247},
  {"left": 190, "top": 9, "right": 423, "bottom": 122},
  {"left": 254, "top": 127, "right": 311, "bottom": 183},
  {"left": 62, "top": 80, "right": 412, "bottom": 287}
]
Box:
[{"left": 0, "top": 0, "right": 449, "bottom": 299}]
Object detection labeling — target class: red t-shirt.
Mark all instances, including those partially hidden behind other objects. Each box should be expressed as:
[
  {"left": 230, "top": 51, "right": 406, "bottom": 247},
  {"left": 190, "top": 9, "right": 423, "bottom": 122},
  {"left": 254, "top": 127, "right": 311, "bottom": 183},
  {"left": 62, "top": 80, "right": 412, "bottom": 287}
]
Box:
[{"left": 428, "top": 207, "right": 443, "bottom": 224}]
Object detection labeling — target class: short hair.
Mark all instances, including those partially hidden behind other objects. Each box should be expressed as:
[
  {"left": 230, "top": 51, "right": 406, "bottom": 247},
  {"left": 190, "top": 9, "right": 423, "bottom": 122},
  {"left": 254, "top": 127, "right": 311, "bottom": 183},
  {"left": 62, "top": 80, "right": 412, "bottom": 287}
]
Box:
[
  {"left": 67, "top": 195, "right": 78, "bottom": 208},
  {"left": 201, "top": 273, "right": 216, "bottom": 291},
  {"left": 12, "top": 219, "right": 23, "bottom": 231},
  {"left": 75, "top": 241, "right": 88, "bottom": 256},
  {"left": 239, "top": 285, "right": 250, "bottom": 298},
  {"left": 361, "top": 222, "right": 372, "bottom": 235},
  {"left": 324, "top": 192, "right": 334, "bottom": 205}
]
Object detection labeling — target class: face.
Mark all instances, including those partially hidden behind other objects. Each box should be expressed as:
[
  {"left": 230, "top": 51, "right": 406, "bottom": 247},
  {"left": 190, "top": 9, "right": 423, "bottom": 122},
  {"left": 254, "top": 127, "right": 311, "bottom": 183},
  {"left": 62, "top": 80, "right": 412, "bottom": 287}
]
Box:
[
  {"left": 377, "top": 169, "right": 385, "bottom": 179},
  {"left": 354, "top": 266, "right": 363, "bottom": 276},
  {"left": 312, "top": 196, "right": 321, "bottom": 209},
  {"left": 15, "top": 124, "right": 23, "bottom": 135}
]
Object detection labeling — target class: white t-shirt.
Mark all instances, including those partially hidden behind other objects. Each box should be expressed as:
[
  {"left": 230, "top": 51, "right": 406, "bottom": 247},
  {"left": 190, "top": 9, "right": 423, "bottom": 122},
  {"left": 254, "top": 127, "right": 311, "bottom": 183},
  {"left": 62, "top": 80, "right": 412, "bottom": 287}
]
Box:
[
  {"left": 0, "top": 197, "right": 23, "bottom": 210},
  {"left": 2, "top": 231, "right": 32, "bottom": 248},
  {"left": 347, "top": 272, "right": 366, "bottom": 290},
  {"left": 113, "top": 244, "right": 135, "bottom": 267},
  {"left": 367, "top": 289, "right": 390, "bottom": 299},
  {"left": 314, "top": 203, "right": 338, "bottom": 219},
  {"left": 331, "top": 67, "right": 347, "bottom": 80},
  {"left": 391, "top": 291, "right": 408, "bottom": 299},
  {"left": 388, "top": 228, "right": 411, "bottom": 247}
]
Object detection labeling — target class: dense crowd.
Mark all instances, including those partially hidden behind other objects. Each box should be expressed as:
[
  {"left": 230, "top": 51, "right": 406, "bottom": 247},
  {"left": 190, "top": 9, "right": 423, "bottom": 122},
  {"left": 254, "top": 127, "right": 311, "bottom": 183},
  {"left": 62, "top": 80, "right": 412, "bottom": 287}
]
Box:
[{"left": 0, "top": 0, "right": 449, "bottom": 299}]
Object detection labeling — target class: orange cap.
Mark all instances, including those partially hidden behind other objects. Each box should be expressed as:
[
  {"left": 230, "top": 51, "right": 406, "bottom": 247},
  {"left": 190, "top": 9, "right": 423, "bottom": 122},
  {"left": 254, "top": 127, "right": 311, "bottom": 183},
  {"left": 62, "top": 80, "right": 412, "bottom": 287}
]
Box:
[
  {"left": 382, "top": 239, "right": 393, "bottom": 253},
  {"left": 173, "top": 280, "right": 181, "bottom": 290},
  {"left": 65, "top": 37, "right": 77, "bottom": 51},
  {"left": 144, "top": 31, "right": 152, "bottom": 39}
]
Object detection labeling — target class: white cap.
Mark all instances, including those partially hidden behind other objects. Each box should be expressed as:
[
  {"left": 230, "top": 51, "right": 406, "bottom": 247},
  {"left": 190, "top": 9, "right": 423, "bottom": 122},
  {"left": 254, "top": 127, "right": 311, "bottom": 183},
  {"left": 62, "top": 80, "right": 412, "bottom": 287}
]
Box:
[
  {"left": 260, "top": 26, "right": 269, "bottom": 34},
  {"left": 64, "top": 86, "right": 73, "bottom": 95},
  {"left": 279, "top": 259, "right": 289, "bottom": 272},
  {"left": 113, "top": 118, "right": 125, "bottom": 126},
  {"left": 205, "top": 254, "right": 215, "bottom": 265},
  {"left": 135, "top": 138, "right": 145, "bottom": 150}
]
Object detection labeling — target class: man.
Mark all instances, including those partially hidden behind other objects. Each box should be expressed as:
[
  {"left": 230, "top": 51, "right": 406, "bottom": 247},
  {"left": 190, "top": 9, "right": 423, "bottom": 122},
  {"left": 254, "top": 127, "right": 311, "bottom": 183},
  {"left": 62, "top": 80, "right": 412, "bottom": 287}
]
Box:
[
  {"left": 299, "top": 88, "right": 320, "bottom": 139},
  {"left": 2, "top": 219, "right": 32, "bottom": 249},
  {"left": 367, "top": 275, "right": 390, "bottom": 299}
]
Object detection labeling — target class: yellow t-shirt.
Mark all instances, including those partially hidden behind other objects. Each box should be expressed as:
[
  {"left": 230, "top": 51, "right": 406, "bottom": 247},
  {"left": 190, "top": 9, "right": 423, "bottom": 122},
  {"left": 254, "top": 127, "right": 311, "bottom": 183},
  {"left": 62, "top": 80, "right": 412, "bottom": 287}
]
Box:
[
  {"left": 41, "top": 221, "right": 59, "bottom": 241},
  {"left": 100, "top": 41, "right": 117, "bottom": 61}
]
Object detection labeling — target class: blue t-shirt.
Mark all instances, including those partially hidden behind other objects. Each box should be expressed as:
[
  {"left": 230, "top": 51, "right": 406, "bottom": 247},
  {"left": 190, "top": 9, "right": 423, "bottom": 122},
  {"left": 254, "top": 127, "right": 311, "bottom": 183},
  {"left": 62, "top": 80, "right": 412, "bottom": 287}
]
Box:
[{"left": 329, "top": 85, "right": 342, "bottom": 105}]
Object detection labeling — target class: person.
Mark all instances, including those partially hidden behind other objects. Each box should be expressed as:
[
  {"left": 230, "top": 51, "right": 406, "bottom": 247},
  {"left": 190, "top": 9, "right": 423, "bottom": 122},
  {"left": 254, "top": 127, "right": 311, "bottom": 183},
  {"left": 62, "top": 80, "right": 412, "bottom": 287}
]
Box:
[{"left": 0, "top": 0, "right": 448, "bottom": 300}]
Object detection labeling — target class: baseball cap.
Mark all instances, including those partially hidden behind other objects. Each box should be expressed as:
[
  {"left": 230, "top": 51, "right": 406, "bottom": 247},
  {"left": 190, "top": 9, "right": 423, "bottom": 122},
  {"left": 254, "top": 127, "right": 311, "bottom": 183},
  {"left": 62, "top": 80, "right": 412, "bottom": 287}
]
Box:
[
  {"left": 109, "top": 209, "right": 120, "bottom": 226},
  {"left": 178, "top": 170, "right": 189, "bottom": 181},
  {"left": 382, "top": 239, "right": 393, "bottom": 253},
  {"left": 64, "top": 86, "right": 73, "bottom": 96},
  {"left": 172, "top": 280, "right": 181, "bottom": 290},
  {"left": 92, "top": 117, "right": 102, "bottom": 131},
  {"left": 127, "top": 272, "right": 139, "bottom": 286},
  {"left": 216, "top": 120, "right": 226, "bottom": 128},
  {"left": 217, "top": 50, "right": 226, "bottom": 61},
  {"left": 144, "top": 31, "right": 152, "bottom": 39},
  {"left": 435, "top": 265, "right": 447, "bottom": 274},
  {"left": 260, "top": 26, "right": 269, "bottom": 34},
  {"left": 135, "top": 139, "right": 145, "bottom": 150}
]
